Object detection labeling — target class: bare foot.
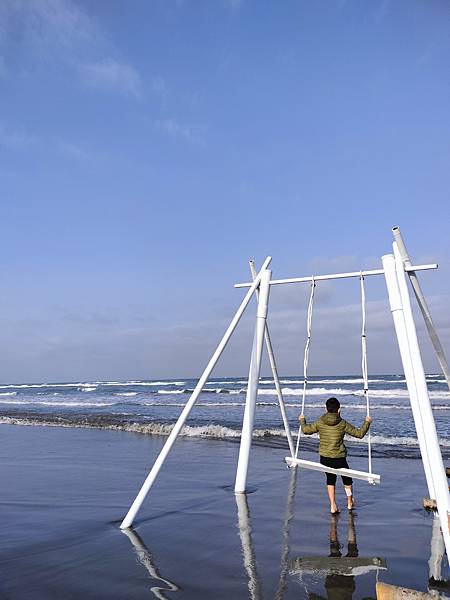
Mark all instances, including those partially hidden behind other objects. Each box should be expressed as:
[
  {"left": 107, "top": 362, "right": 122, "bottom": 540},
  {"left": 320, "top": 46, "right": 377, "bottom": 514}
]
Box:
[
  {"left": 331, "top": 506, "right": 340, "bottom": 515},
  {"left": 347, "top": 499, "right": 355, "bottom": 511}
]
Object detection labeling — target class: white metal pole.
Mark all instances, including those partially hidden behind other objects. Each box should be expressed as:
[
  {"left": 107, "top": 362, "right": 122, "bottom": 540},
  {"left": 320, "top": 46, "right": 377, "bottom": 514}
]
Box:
[
  {"left": 382, "top": 254, "right": 435, "bottom": 499},
  {"left": 235, "top": 493, "right": 263, "bottom": 600},
  {"left": 393, "top": 244, "right": 450, "bottom": 514},
  {"left": 383, "top": 253, "right": 450, "bottom": 564},
  {"left": 249, "top": 260, "right": 295, "bottom": 457},
  {"left": 235, "top": 269, "right": 271, "bottom": 493},
  {"left": 392, "top": 226, "right": 450, "bottom": 390},
  {"left": 234, "top": 263, "right": 438, "bottom": 288},
  {"left": 120, "top": 257, "right": 272, "bottom": 529}
]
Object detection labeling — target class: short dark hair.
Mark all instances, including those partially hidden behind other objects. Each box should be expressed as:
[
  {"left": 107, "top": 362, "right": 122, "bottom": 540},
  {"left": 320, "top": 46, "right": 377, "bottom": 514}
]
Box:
[{"left": 326, "top": 397, "right": 340, "bottom": 413}]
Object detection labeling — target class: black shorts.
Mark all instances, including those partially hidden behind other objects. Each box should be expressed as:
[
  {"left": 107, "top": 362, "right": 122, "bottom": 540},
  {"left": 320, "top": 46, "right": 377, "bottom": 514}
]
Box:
[{"left": 320, "top": 456, "right": 353, "bottom": 487}]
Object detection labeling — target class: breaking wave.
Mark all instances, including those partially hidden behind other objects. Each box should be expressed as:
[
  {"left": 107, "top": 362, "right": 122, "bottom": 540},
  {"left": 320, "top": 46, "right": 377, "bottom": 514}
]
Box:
[
  {"left": 0, "top": 400, "right": 116, "bottom": 407},
  {"left": 1, "top": 415, "right": 449, "bottom": 450}
]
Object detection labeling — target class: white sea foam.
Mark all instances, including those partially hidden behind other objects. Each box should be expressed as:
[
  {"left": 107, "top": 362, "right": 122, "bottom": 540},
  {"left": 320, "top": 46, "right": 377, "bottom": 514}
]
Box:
[
  {"left": 0, "top": 391, "right": 17, "bottom": 396},
  {"left": 313, "top": 378, "right": 389, "bottom": 384},
  {"left": 356, "top": 389, "right": 450, "bottom": 399},
  {"left": 1, "top": 416, "right": 448, "bottom": 447},
  {"left": 120, "top": 400, "right": 450, "bottom": 411},
  {"left": 243, "top": 386, "right": 450, "bottom": 400},
  {"left": 0, "top": 400, "right": 31, "bottom": 405},
  {"left": 0, "top": 400, "right": 115, "bottom": 407},
  {"left": 39, "top": 401, "right": 115, "bottom": 407},
  {"left": 0, "top": 382, "right": 96, "bottom": 389},
  {"left": 287, "top": 402, "right": 450, "bottom": 411},
  {"left": 140, "top": 401, "right": 246, "bottom": 408},
  {"left": 149, "top": 381, "right": 185, "bottom": 386},
  {"left": 79, "top": 387, "right": 97, "bottom": 392},
  {"left": 100, "top": 381, "right": 185, "bottom": 387},
  {"left": 116, "top": 392, "right": 138, "bottom": 397},
  {"left": 210, "top": 380, "right": 248, "bottom": 385},
  {"left": 300, "top": 432, "right": 450, "bottom": 448},
  {"left": 0, "top": 381, "right": 186, "bottom": 389},
  {"left": 0, "top": 376, "right": 442, "bottom": 390},
  {"left": 151, "top": 385, "right": 450, "bottom": 400},
  {"left": 257, "top": 387, "right": 350, "bottom": 396}
]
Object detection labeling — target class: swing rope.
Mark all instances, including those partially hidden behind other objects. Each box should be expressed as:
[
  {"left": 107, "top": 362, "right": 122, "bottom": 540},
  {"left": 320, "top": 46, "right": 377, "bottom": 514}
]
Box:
[
  {"left": 360, "top": 272, "right": 373, "bottom": 476},
  {"left": 294, "top": 277, "right": 316, "bottom": 459}
]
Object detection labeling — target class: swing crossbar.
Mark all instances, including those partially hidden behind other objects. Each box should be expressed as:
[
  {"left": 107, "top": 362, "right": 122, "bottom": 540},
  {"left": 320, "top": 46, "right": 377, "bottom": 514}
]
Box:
[
  {"left": 234, "top": 263, "right": 437, "bottom": 288},
  {"left": 285, "top": 457, "right": 381, "bottom": 485}
]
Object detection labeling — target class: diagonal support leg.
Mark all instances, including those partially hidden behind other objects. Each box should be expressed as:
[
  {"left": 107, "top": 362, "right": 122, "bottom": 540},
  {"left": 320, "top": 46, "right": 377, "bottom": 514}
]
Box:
[{"left": 120, "top": 257, "right": 272, "bottom": 529}]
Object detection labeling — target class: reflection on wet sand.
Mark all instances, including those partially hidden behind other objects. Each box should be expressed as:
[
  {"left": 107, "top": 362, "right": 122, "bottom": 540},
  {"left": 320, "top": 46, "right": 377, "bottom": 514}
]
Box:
[
  {"left": 312, "top": 513, "right": 359, "bottom": 600},
  {"left": 428, "top": 514, "right": 450, "bottom": 594},
  {"left": 235, "top": 467, "right": 386, "bottom": 600},
  {"left": 290, "top": 511, "right": 386, "bottom": 600},
  {"left": 236, "top": 492, "right": 263, "bottom": 600},
  {"left": 429, "top": 514, "right": 445, "bottom": 586},
  {"left": 276, "top": 466, "right": 298, "bottom": 600},
  {"left": 122, "top": 528, "right": 180, "bottom": 599}
]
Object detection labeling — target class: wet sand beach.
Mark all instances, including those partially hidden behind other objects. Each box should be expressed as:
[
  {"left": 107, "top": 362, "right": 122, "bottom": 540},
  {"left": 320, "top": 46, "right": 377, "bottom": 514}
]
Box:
[{"left": 0, "top": 424, "right": 448, "bottom": 599}]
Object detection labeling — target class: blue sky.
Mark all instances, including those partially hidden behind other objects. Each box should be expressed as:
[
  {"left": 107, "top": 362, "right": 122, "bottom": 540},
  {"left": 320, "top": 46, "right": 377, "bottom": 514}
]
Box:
[{"left": 0, "top": 0, "right": 449, "bottom": 382}]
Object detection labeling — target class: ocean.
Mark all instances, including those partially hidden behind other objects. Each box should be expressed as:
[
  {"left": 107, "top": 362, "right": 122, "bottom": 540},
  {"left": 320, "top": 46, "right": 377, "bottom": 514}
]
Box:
[{"left": 0, "top": 374, "right": 448, "bottom": 459}]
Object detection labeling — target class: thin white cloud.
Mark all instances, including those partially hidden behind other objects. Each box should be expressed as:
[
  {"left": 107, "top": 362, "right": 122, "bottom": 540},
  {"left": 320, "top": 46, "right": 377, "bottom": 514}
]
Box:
[
  {"left": 57, "top": 140, "right": 93, "bottom": 162},
  {"left": 0, "top": 123, "right": 94, "bottom": 162},
  {"left": 0, "top": 56, "right": 7, "bottom": 77},
  {"left": 153, "top": 118, "right": 204, "bottom": 145},
  {"left": 79, "top": 59, "right": 142, "bottom": 98},
  {"left": 0, "top": 0, "right": 142, "bottom": 99},
  {"left": 0, "top": 0, "right": 95, "bottom": 55},
  {"left": 0, "top": 124, "right": 38, "bottom": 150},
  {"left": 151, "top": 76, "right": 167, "bottom": 96},
  {"left": 372, "top": 0, "right": 391, "bottom": 23},
  {"left": 226, "top": 0, "right": 242, "bottom": 10}
]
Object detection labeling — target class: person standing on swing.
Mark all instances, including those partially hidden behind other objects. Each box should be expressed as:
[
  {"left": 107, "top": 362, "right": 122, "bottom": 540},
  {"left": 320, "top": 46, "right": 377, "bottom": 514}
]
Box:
[{"left": 299, "top": 397, "right": 372, "bottom": 514}]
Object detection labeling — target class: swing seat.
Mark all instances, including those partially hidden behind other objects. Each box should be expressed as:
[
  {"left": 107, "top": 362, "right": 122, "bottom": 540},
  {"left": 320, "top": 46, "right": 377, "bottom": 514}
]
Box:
[{"left": 285, "top": 457, "right": 381, "bottom": 485}]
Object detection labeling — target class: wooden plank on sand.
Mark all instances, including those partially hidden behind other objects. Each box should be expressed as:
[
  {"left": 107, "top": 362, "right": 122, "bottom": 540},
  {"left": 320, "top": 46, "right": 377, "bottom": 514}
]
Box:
[
  {"left": 423, "top": 485, "right": 450, "bottom": 510},
  {"left": 376, "top": 582, "right": 438, "bottom": 600},
  {"left": 423, "top": 497, "right": 437, "bottom": 510}
]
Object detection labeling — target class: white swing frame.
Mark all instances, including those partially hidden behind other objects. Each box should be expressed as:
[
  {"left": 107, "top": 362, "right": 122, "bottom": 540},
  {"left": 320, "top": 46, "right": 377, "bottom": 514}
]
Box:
[
  {"left": 290, "top": 268, "right": 378, "bottom": 484},
  {"left": 119, "top": 227, "right": 450, "bottom": 572}
]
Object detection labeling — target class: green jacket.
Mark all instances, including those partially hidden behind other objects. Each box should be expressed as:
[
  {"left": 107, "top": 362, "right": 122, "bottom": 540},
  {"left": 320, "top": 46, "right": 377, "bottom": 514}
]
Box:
[{"left": 301, "top": 412, "right": 370, "bottom": 458}]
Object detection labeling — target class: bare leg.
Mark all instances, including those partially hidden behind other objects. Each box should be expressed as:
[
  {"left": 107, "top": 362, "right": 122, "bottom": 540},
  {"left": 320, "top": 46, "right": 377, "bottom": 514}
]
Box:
[
  {"left": 327, "top": 485, "right": 339, "bottom": 514},
  {"left": 344, "top": 484, "right": 354, "bottom": 510}
]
